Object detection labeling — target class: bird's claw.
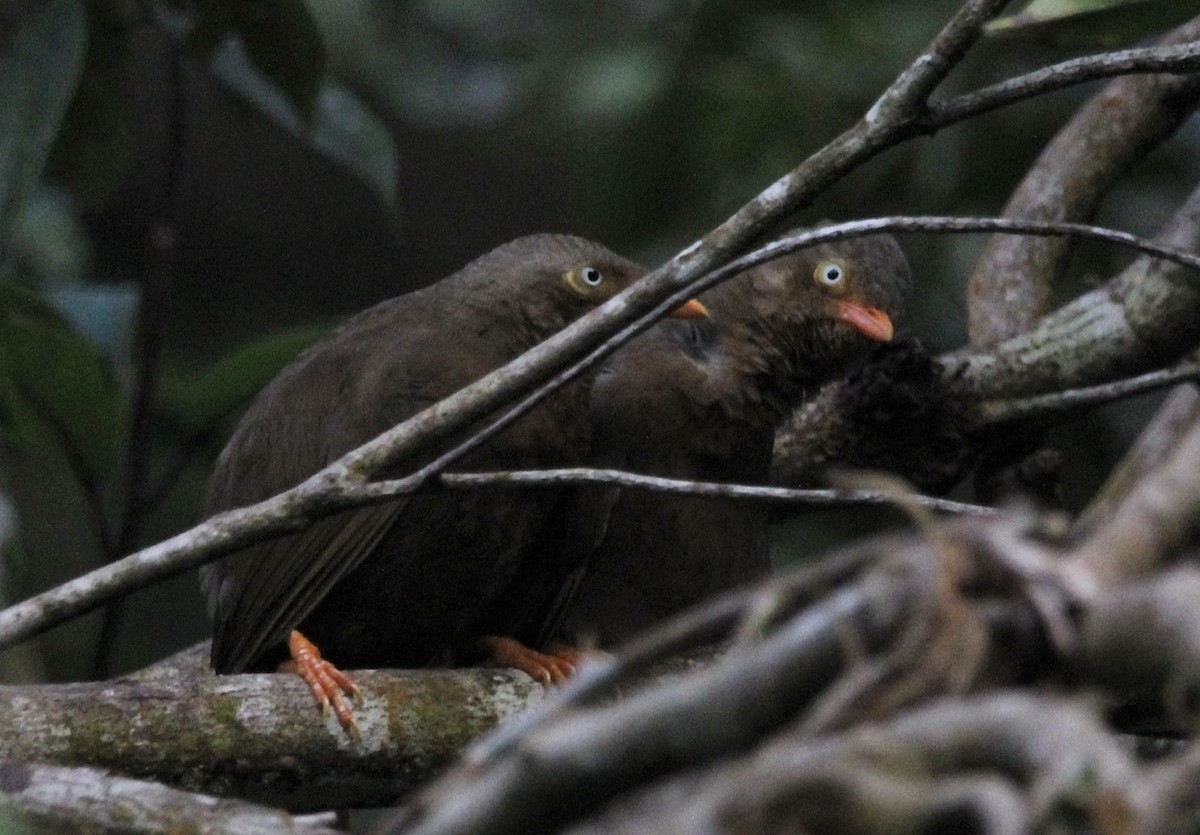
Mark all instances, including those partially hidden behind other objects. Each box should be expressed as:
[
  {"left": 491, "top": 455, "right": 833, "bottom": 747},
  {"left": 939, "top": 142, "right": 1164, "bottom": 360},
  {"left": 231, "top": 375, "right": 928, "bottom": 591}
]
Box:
[
  {"left": 478, "top": 635, "right": 580, "bottom": 686},
  {"left": 283, "top": 630, "right": 362, "bottom": 740}
]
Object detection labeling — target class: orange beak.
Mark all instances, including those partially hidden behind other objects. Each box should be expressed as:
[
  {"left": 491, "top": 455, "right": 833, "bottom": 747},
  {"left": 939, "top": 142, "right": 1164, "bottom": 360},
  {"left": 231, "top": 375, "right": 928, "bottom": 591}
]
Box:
[
  {"left": 835, "top": 300, "right": 894, "bottom": 341},
  {"left": 669, "top": 298, "right": 710, "bottom": 320}
]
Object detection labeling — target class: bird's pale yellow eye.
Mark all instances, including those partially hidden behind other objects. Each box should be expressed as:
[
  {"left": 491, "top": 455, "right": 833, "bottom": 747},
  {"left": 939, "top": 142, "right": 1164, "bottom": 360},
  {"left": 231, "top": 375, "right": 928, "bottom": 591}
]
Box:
[
  {"left": 814, "top": 260, "right": 849, "bottom": 291},
  {"left": 564, "top": 265, "right": 607, "bottom": 296}
]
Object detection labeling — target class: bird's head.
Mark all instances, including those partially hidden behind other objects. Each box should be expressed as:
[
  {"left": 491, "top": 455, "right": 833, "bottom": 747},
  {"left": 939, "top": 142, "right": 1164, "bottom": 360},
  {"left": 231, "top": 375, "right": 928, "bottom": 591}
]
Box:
[
  {"left": 490, "top": 235, "right": 708, "bottom": 330},
  {"left": 559, "top": 260, "right": 708, "bottom": 320},
  {"left": 735, "top": 233, "right": 912, "bottom": 349}
]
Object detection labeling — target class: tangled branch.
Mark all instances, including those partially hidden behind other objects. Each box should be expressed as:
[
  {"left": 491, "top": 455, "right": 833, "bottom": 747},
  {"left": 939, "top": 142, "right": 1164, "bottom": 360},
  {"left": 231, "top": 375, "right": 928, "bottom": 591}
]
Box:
[{"left": 380, "top": 381, "right": 1200, "bottom": 835}]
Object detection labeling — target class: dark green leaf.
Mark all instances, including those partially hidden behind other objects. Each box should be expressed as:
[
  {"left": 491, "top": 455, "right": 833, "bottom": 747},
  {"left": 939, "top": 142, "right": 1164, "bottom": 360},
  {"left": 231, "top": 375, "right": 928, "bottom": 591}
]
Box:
[
  {"left": 43, "top": 1, "right": 138, "bottom": 212},
  {"left": 209, "top": 44, "right": 399, "bottom": 212},
  {"left": 190, "top": 0, "right": 327, "bottom": 122},
  {"left": 157, "top": 325, "right": 327, "bottom": 436},
  {"left": 986, "top": 0, "right": 1200, "bottom": 46},
  {"left": 310, "top": 83, "right": 400, "bottom": 213},
  {"left": 0, "top": 278, "right": 126, "bottom": 490},
  {"left": 0, "top": 0, "right": 87, "bottom": 254}
]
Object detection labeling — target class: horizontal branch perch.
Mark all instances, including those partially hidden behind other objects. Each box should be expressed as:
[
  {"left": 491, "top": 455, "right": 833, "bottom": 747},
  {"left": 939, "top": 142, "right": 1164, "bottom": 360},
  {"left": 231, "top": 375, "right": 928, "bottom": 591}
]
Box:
[
  {"left": 0, "top": 644, "right": 719, "bottom": 814},
  {"left": 0, "top": 660, "right": 545, "bottom": 812}
]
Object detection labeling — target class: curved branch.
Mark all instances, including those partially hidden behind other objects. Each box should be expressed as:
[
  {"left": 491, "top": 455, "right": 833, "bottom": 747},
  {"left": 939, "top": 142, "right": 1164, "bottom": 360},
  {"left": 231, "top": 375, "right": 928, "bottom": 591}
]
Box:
[
  {"left": 963, "top": 16, "right": 1200, "bottom": 345},
  {"left": 957, "top": 184, "right": 1200, "bottom": 399},
  {"left": 928, "top": 39, "right": 1200, "bottom": 129}
]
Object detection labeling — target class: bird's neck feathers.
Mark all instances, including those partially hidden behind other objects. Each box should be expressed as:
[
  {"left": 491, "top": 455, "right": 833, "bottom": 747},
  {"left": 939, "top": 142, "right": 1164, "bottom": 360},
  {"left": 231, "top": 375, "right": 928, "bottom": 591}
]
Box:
[
  {"left": 704, "top": 283, "right": 859, "bottom": 426},
  {"left": 482, "top": 282, "right": 583, "bottom": 354},
  {"left": 444, "top": 262, "right": 578, "bottom": 354}
]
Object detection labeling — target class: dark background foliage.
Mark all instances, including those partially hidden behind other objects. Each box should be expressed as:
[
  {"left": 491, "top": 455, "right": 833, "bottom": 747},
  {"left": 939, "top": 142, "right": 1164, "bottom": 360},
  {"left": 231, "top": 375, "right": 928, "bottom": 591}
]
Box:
[{"left": 1, "top": 0, "right": 1198, "bottom": 683}]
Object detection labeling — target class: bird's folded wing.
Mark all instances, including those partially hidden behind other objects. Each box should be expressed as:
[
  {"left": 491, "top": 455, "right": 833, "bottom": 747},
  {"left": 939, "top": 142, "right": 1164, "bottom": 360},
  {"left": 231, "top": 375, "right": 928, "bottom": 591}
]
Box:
[{"left": 210, "top": 499, "right": 407, "bottom": 673}]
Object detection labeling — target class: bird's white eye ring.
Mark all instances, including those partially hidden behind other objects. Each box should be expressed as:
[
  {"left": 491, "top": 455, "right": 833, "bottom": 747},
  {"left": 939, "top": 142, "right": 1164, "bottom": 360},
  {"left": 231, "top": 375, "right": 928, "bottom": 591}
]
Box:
[
  {"left": 580, "top": 266, "right": 604, "bottom": 287},
  {"left": 815, "top": 260, "right": 845, "bottom": 287}
]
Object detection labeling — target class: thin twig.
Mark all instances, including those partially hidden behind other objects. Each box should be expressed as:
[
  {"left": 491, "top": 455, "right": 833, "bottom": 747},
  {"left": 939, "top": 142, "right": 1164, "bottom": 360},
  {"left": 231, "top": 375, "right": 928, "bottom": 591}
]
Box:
[
  {"left": 435, "top": 469, "right": 995, "bottom": 516},
  {"left": 927, "top": 41, "right": 1200, "bottom": 128},
  {"left": 793, "top": 216, "right": 1200, "bottom": 272},
  {"left": 976, "top": 362, "right": 1200, "bottom": 426}
]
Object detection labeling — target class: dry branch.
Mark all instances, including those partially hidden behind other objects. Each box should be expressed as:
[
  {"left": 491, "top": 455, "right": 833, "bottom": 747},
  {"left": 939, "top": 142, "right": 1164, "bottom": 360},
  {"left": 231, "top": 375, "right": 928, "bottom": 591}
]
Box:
[
  {"left": 380, "top": 427, "right": 1200, "bottom": 834},
  {"left": 1072, "top": 384, "right": 1200, "bottom": 537},
  {"left": 376, "top": 366, "right": 1200, "bottom": 832},
  {"left": 965, "top": 15, "right": 1200, "bottom": 346},
  {"left": 0, "top": 760, "right": 341, "bottom": 835},
  {"left": 1066, "top": 392, "right": 1200, "bottom": 587},
  {"left": 776, "top": 189, "right": 1200, "bottom": 489},
  {"left": 559, "top": 694, "right": 1134, "bottom": 835},
  {"left": 0, "top": 659, "right": 544, "bottom": 812}
]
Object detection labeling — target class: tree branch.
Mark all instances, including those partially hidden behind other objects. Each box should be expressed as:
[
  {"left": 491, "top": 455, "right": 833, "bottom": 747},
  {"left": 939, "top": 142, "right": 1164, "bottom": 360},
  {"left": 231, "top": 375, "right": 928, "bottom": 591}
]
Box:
[
  {"left": 0, "top": 759, "right": 342, "bottom": 835},
  {"left": 1072, "top": 384, "right": 1200, "bottom": 539},
  {"left": 2, "top": 215, "right": 1198, "bottom": 652},
  {"left": 963, "top": 15, "right": 1200, "bottom": 345},
  {"left": 0, "top": 642, "right": 726, "bottom": 814},
  {"left": 973, "top": 359, "right": 1200, "bottom": 426},
  {"left": 380, "top": 402, "right": 1200, "bottom": 832},
  {"left": 437, "top": 469, "right": 993, "bottom": 516},
  {"left": 0, "top": 657, "right": 544, "bottom": 812},
  {"left": 776, "top": 188, "right": 1200, "bottom": 489},
  {"left": 957, "top": 183, "right": 1200, "bottom": 399},
  {"left": 928, "top": 39, "right": 1200, "bottom": 129}
]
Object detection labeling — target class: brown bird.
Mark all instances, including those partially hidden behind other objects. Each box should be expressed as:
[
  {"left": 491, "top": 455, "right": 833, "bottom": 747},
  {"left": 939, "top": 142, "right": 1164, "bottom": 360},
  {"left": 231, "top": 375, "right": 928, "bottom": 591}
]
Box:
[
  {"left": 199, "top": 234, "right": 707, "bottom": 732},
  {"left": 552, "top": 234, "right": 912, "bottom": 648}
]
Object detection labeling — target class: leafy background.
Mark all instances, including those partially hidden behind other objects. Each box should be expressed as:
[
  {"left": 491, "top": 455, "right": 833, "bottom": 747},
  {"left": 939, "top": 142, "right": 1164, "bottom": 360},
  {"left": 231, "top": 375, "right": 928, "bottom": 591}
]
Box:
[{"left": 1, "top": 0, "right": 1199, "bottom": 682}]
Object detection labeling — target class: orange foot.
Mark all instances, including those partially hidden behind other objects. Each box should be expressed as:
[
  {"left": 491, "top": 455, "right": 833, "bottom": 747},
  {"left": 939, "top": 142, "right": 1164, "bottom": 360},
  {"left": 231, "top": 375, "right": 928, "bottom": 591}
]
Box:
[
  {"left": 280, "top": 630, "right": 363, "bottom": 740},
  {"left": 478, "top": 635, "right": 589, "bottom": 686}
]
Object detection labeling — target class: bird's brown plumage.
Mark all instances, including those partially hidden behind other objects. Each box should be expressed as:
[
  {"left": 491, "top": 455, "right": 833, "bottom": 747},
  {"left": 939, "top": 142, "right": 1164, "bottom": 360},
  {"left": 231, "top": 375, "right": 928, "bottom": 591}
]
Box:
[
  {"left": 200, "top": 234, "right": 693, "bottom": 678},
  {"left": 553, "top": 234, "right": 913, "bottom": 647}
]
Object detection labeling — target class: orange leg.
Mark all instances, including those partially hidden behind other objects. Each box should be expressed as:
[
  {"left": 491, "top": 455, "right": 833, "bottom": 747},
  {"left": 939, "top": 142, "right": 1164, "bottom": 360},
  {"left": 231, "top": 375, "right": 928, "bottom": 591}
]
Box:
[
  {"left": 478, "top": 636, "right": 603, "bottom": 686},
  {"left": 280, "top": 630, "right": 363, "bottom": 740}
]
